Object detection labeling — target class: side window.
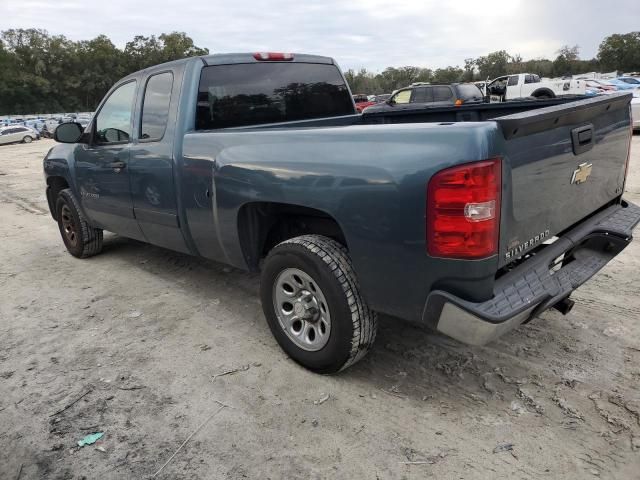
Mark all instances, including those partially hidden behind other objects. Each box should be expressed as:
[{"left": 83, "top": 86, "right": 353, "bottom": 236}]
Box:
[
  {"left": 433, "top": 86, "right": 453, "bottom": 102},
  {"left": 140, "top": 72, "right": 173, "bottom": 141},
  {"left": 525, "top": 75, "right": 534, "bottom": 84},
  {"left": 411, "top": 87, "right": 425, "bottom": 103},
  {"left": 508, "top": 76, "right": 519, "bottom": 86},
  {"left": 393, "top": 90, "right": 412, "bottom": 104},
  {"left": 95, "top": 81, "right": 137, "bottom": 144}
]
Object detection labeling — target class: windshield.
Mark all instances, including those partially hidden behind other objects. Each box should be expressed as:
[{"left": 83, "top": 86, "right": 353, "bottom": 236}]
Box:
[{"left": 196, "top": 62, "right": 354, "bottom": 129}]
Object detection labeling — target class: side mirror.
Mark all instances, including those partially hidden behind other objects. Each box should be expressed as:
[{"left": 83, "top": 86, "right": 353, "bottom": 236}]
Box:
[
  {"left": 54, "top": 122, "right": 85, "bottom": 144},
  {"left": 386, "top": 98, "right": 396, "bottom": 105}
]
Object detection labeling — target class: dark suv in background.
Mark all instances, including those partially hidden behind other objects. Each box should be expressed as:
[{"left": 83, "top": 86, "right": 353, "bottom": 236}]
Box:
[{"left": 362, "top": 83, "right": 484, "bottom": 113}]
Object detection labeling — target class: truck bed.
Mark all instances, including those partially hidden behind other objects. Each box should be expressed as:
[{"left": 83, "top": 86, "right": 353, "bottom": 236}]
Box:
[{"left": 360, "top": 96, "right": 592, "bottom": 125}]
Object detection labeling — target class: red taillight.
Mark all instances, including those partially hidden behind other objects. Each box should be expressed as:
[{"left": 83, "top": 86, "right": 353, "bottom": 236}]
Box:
[
  {"left": 427, "top": 158, "right": 502, "bottom": 259},
  {"left": 253, "top": 52, "right": 294, "bottom": 61}
]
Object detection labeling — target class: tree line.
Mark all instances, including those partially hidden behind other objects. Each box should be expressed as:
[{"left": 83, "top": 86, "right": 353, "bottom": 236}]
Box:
[
  {"left": 346, "top": 32, "right": 640, "bottom": 94},
  {"left": 0, "top": 29, "right": 208, "bottom": 115},
  {"left": 1, "top": 29, "right": 639, "bottom": 114}
]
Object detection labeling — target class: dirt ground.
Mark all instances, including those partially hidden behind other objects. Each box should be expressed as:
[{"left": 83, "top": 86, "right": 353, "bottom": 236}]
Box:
[{"left": 1, "top": 136, "right": 640, "bottom": 480}]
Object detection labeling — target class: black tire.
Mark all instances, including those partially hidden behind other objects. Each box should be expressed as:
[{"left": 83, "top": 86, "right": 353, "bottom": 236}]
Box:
[
  {"left": 260, "top": 235, "right": 377, "bottom": 373},
  {"left": 56, "top": 189, "right": 103, "bottom": 258},
  {"left": 22, "top": 135, "right": 33, "bottom": 143}
]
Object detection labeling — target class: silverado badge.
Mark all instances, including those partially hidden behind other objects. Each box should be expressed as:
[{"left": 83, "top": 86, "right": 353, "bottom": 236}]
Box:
[{"left": 571, "top": 162, "right": 593, "bottom": 185}]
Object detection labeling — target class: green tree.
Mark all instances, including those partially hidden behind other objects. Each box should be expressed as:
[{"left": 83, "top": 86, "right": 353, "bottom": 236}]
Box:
[
  {"left": 475, "top": 50, "right": 512, "bottom": 79},
  {"left": 598, "top": 32, "right": 640, "bottom": 72},
  {"left": 0, "top": 29, "right": 209, "bottom": 114},
  {"left": 552, "top": 45, "right": 580, "bottom": 77},
  {"left": 432, "top": 66, "right": 464, "bottom": 83}
]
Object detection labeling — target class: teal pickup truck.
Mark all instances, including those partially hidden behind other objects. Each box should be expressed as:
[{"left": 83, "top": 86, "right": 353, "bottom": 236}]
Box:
[{"left": 44, "top": 52, "right": 640, "bottom": 373}]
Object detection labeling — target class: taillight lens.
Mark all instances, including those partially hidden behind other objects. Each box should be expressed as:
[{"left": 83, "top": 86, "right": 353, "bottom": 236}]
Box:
[{"left": 427, "top": 158, "right": 502, "bottom": 259}]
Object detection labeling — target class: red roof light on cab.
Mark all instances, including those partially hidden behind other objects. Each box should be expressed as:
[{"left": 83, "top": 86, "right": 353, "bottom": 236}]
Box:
[{"left": 253, "top": 52, "right": 294, "bottom": 61}]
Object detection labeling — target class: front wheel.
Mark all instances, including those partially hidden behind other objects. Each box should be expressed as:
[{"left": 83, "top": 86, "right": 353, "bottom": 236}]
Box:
[
  {"left": 260, "top": 235, "right": 377, "bottom": 373},
  {"left": 56, "top": 189, "right": 103, "bottom": 258}
]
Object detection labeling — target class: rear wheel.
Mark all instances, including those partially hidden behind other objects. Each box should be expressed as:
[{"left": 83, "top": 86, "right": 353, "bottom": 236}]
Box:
[
  {"left": 56, "top": 189, "right": 103, "bottom": 258},
  {"left": 22, "top": 135, "right": 33, "bottom": 143},
  {"left": 260, "top": 235, "right": 377, "bottom": 373}
]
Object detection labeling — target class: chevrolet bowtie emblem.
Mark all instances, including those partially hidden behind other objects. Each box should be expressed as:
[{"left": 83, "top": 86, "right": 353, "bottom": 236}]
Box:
[{"left": 571, "top": 162, "right": 593, "bottom": 185}]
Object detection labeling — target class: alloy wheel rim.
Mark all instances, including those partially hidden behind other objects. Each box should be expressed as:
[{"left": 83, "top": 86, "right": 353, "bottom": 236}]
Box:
[{"left": 273, "top": 268, "right": 331, "bottom": 351}]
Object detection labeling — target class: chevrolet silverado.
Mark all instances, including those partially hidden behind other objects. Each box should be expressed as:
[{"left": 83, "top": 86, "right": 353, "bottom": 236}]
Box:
[{"left": 44, "top": 52, "right": 640, "bottom": 373}]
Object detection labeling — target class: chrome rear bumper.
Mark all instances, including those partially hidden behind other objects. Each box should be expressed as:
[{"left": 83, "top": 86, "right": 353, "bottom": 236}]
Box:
[{"left": 423, "top": 200, "right": 640, "bottom": 345}]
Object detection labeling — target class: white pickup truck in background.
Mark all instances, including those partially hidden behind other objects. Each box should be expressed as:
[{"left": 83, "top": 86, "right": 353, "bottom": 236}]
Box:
[{"left": 485, "top": 73, "right": 586, "bottom": 102}]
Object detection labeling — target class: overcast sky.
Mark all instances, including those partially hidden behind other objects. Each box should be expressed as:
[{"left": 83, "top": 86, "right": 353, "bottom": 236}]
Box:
[{"left": 2, "top": 0, "right": 639, "bottom": 72}]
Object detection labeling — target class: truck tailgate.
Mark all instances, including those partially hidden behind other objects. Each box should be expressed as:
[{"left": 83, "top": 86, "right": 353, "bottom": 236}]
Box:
[{"left": 495, "top": 93, "right": 632, "bottom": 266}]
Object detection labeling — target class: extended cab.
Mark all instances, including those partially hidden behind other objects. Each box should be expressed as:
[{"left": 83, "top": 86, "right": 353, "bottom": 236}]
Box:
[
  {"left": 44, "top": 53, "right": 640, "bottom": 373},
  {"left": 486, "top": 73, "right": 586, "bottom": 101}
]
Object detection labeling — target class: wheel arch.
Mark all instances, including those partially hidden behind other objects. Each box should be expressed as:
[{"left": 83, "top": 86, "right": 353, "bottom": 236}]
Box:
[
  {"left": 531, "top": 88, "right": 556, "bottom": 99},
  {"left": 236, "top": 201, "right": 348, "bottom": 271},
  {"left": 46, "top": 176, "right": 70, "bottom": 220}
]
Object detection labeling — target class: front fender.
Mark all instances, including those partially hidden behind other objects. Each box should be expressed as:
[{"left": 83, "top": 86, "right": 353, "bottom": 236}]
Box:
[{"left": 43, "top": 143, "right": 81, "bottom": 219}]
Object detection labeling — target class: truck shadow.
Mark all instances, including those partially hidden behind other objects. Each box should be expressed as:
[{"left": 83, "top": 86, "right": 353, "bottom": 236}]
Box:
[{"left": 98, "top": 233, "right": 590, "bottom": 407}]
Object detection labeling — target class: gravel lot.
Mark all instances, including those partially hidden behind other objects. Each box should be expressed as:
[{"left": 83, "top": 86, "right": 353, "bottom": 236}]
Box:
[{"left": 1, "top": 136, "right": 640, "bottom": 479}]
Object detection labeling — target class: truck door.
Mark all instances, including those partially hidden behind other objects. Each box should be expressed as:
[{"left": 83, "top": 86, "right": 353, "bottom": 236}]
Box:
[
  {"left": 488, "top": 76, "right": 508, "bottom": 102},
  {"left": 129, "top": 70, "right": 189, "bottom": 253},
  {"left": 505, "top": 75, "right": 521, "bottom": 99},
  {"left": 75, "top": 80, "right": 145, "bottom": 240}
]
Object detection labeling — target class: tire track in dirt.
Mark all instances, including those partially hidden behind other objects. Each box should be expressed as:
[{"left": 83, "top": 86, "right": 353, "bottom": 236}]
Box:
[{"left": 0, "top": 189, "right": 48, "bottom": 215}]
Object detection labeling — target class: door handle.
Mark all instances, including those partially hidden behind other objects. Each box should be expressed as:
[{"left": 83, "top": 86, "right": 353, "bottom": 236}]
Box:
[
  {"left": 109, "top": 161, "right": 126, "bottom": 170},
  {"left": 571, "top": 124, "right": 594, "bottom": 155}
]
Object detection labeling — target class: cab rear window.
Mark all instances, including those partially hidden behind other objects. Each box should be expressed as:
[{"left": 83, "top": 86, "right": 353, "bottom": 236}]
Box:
[{"left": 196, "top": 63, "right": 355, "bottom": 129}]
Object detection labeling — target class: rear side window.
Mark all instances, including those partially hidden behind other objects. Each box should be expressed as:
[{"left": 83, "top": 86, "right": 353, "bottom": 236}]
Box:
[
  {"left": 456, "top": 84, "right": 484, "bottom": 100},
  {"left": 141, "top": 72, "right": 173, "bottom": 141},
  {"left": 411, "top": 87, "right": 433, "bottom": 103},
  {"left": 196, "top": 63, "right": 354, "bottom": 129},
  {"left": 433, "top": 86, "right": 453, "bottom": 102}
]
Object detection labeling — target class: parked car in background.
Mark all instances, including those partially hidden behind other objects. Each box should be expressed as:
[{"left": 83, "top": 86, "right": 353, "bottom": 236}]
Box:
[
  {"left": 0, "top": 125, "right": 39, "bottom": 145},
  {"left": 45, "top": 118, "right": 62, "bottom": 130},
  {"left": 585, "top": 80, "right": 615, "bottom": 94},
  {"left": 363, "top": 83, "right": 484, "bottom": 113},
  {"left": 25, "top": 117, "right": 45, "bottom": 132},
  {"left": 371, "top": 94, "right": 391, "bottom": 103},
  {"left": 352, "top": 94, "right": 376, "bottom": 113},
  {"left": 604, "top": 79, "right": 637, "bottom": 91},
  {"left": 619, "top": 76, "right": 640, "bottom": 88},
  {"left": 485, "top": 73, "right": 586, "bottom": 101},
  {"left": 632, "top": 90, "right": 640, "bottom": 131},
  {"left": 75, "top": 115, "right": 92, "bottom": 128}
]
